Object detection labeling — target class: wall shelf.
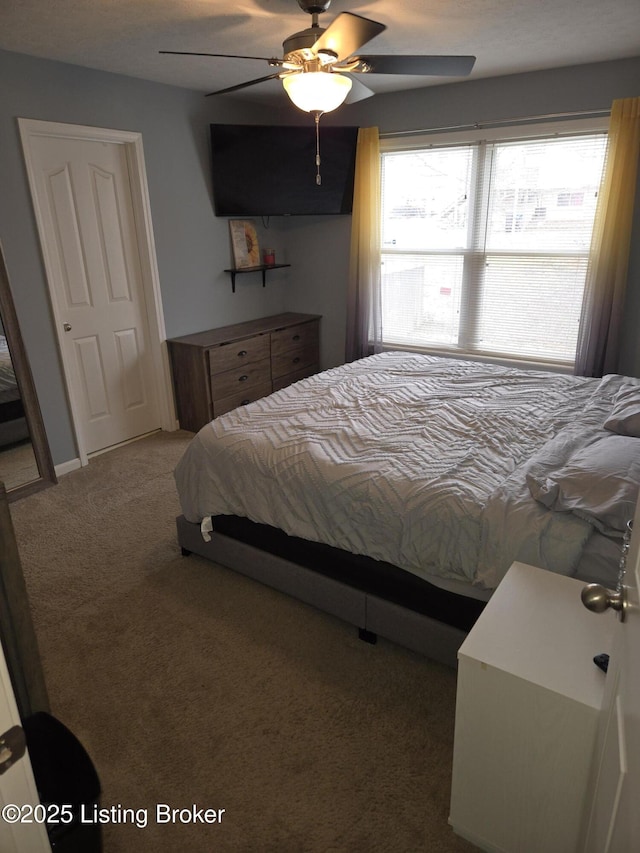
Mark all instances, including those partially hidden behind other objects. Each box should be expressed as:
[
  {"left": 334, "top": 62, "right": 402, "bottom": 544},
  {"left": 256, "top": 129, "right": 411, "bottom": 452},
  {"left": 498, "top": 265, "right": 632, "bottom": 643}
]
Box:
[{"left": 224, "top": 264, "right": 290, "bottom": 293}]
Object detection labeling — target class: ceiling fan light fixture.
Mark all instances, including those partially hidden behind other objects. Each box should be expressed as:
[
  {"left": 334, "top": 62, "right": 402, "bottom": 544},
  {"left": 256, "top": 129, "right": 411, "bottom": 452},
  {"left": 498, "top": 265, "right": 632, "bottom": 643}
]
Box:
[{"left": 283, "top": 70, "right": 352, "bottom": 113}]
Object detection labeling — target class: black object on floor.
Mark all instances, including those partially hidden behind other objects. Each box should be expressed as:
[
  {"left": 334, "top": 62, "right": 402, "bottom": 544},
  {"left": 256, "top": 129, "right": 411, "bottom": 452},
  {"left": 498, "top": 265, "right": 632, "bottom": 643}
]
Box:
[
  {"left": 359, "top": 628, "right": 378, "bottom": 645},
  {"left": 23, "top": 712, "right": 102, "bottom": 852},
  {"left": 593, "top": 653, "right": 610, "bottom": 673}
]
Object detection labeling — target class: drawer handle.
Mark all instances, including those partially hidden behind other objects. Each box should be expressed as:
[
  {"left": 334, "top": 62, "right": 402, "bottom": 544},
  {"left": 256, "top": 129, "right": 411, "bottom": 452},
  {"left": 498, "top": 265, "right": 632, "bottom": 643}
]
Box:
[
  {"left": 292, "top": 357, "right": 300, "bottom": 364},
  {"left": 238, "top": 350, "right": 248, "bottom": 357},
  {"left": 239, "top": 374, "right": 249, "bottom": 382},
  {"left": 241, "top": 399, "right": 251, "bottom": 405},
  {"left": 292, "top": 334, "right": 300, "bottom": 341}
]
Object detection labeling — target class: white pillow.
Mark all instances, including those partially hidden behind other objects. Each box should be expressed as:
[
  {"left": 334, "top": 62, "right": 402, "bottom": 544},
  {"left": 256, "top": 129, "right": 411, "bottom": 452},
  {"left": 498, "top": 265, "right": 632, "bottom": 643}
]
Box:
[
  {"left": 527, "top": 434, "right": 640, "bottom": 535},
  {"left": 604, "top": 384, "right": 640, "bottom": 437}
]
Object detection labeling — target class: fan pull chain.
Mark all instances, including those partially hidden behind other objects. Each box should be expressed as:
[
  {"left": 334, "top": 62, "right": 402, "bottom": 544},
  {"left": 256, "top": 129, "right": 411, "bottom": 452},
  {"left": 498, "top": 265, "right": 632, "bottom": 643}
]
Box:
[{"left": 314, "top": 111, "right": 322, "bottom": 186}]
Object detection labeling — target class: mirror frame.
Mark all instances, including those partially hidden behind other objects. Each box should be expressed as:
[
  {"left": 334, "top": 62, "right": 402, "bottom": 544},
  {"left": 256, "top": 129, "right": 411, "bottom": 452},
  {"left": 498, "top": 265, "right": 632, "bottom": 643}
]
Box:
[{"left": 0, "top": 242, "right": 56, "bottom": 501}]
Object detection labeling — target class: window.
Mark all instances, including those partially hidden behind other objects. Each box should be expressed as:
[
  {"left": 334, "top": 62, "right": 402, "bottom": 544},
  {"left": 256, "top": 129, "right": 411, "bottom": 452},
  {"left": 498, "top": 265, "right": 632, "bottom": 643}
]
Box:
[{"left": 380, "top": 125, "right": 608, "bottom": 367}]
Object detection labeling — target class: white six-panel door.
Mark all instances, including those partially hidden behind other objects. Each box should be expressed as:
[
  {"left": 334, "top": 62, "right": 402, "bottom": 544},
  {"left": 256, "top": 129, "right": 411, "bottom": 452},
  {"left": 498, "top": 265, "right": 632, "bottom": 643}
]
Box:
[
  {"left": 583, "top": 501, "right": 640, "bottom": 852},
  {"left": 19, "top": 119, "right": 175, "bottom": 463}
]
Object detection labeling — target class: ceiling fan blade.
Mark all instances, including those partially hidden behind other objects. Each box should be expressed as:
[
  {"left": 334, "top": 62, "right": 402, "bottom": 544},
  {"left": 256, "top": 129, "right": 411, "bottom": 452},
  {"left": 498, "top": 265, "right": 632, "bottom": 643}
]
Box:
[
  {"left": 353, "top": 55, "right": 476, "bottom": 76},
  {"left": 343, "top": 75, "right": 375, "bottom": 104},
  {"left": 312, "top": 12, "right": 386, "bottom": 62},
  {"left": 206, "top": 72, "right": 286, "bottom": 97},
  {"left": 160, "top": 50, "right": 280, "bottom": 63}
]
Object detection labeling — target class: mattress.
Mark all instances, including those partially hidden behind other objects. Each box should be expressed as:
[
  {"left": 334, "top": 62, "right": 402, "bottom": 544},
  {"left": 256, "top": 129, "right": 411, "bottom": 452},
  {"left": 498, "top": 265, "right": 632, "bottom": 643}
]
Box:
[{"left": 175, "top": 352, "right": 637, "bottom": 593}]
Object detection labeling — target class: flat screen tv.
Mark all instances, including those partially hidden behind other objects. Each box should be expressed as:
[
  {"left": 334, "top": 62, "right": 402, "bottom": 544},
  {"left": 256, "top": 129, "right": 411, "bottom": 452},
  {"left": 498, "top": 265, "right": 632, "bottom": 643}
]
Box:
[{"left": 210, "top": 124, "right": 359, "bottom": 217}]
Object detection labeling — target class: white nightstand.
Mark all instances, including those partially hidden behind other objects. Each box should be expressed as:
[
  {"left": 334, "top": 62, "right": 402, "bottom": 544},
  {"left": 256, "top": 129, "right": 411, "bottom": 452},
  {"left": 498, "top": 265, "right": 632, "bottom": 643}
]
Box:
[{"left": 449, "top": 562, "right": 615, "bottom": 853}]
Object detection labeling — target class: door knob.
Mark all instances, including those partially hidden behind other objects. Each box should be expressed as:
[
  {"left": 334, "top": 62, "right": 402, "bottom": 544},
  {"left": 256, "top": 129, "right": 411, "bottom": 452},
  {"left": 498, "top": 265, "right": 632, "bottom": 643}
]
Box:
[
  {"left": 63, "top": 323, "right": 72, "bottom": 332},
  {"left": 581, "top": 583, "right": 627, "bottom": 622}
]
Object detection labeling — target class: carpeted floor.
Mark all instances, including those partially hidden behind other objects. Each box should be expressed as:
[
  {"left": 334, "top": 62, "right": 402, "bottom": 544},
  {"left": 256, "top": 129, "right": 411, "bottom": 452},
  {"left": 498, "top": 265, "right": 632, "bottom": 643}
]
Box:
[{"left": 9, "top": 430, "right": 477, "bottom": 852}]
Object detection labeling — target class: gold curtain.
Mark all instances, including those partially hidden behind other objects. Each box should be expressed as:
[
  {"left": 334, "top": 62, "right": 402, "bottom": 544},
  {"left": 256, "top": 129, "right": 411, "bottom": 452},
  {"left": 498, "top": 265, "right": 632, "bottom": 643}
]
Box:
[
  {"left": 345, "top": 127, "right": 382, "bottom": 362},
  {"left": 575, "top": 97, "right": 640, "bottom": 376}
]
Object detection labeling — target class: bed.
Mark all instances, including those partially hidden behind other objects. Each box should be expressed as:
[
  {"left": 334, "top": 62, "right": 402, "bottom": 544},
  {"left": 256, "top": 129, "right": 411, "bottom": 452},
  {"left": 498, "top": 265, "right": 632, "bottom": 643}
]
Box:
[
  {"left": 0, "top": 334, "right": 29, "bottom": 448},
  {"left": 174, "top": 351, "right": 639, "bottom": 665}
]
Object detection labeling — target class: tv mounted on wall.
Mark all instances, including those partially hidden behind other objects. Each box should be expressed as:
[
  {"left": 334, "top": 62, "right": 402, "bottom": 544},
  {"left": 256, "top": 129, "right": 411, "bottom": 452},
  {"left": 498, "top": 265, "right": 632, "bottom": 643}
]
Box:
[{"left": 210, "top": 124, "right": 359, "bottom": 217}]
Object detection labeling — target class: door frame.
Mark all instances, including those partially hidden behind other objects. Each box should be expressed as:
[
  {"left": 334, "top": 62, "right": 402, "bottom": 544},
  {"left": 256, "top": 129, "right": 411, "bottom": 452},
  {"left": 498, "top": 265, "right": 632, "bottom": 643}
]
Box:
[{"left": 18, "top": 118, "right": 176, "bottom": 467}]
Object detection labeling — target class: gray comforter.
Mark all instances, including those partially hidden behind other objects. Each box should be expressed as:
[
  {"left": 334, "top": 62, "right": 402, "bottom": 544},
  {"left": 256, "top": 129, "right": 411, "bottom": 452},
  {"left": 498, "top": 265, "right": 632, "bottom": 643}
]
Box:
[{"left": 175, "top": 352, "right": 633, "bottom": 591}]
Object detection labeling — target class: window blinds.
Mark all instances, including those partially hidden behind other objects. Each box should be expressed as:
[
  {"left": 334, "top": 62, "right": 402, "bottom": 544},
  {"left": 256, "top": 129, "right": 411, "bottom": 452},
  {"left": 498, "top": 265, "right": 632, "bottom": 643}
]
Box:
[{"left": 380, "top": 131, "right": 607, "bottom": 365}]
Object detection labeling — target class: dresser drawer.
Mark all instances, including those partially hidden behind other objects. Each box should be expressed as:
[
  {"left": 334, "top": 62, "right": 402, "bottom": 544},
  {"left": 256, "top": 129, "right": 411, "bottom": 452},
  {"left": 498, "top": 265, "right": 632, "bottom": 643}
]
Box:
[
  {"left": 272, "top": 362, "right": 319, "bottom": 392},
  {"left": 213, "top": 381, "right": 272, "bottom": 418},
  {"left": 211, "top": 361, "right": 271, "bottom": 402},
  {"left": 271, "top": 322, "right": 319, "bottom": 358},
  {"left": 272, "top": 343, "right": 317, "bottom": 381},
  {"left": 208, "top": 334, "right": 270, "bottom": 376},
  {"left": 168, "top": 313, "right": 321, "bottom": 432}
]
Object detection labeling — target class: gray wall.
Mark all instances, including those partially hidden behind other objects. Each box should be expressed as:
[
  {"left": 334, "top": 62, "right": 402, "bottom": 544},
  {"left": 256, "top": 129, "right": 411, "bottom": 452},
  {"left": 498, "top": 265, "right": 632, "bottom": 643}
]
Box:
[
  {"left": 1, "top": 48, "right": 639, "bottom": 468},
  {"left": 316, "top": 56, "right": 640, "bottom": 372},
  {"left": 0, "top": 49, "right": 293, "bottom": 464}
]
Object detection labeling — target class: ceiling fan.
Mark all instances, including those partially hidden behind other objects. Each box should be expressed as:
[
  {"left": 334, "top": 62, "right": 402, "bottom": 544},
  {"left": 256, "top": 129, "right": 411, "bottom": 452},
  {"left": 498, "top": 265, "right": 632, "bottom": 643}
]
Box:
[{"left": 161, "top": 0, "right": 476, "bottom": 114}]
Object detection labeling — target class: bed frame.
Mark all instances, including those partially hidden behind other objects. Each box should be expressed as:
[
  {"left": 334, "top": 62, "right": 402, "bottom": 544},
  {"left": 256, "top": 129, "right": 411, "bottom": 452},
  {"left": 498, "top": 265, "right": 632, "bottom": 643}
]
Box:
[{"left": 176, "top": 514, "right": 486, "bottom": 668}]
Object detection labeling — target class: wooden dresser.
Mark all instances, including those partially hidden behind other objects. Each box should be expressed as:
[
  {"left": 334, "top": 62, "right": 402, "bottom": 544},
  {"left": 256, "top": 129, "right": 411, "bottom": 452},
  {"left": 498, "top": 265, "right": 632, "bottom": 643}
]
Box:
[{"left": 167, "top": 312, "right": 321, "bottom": 432}]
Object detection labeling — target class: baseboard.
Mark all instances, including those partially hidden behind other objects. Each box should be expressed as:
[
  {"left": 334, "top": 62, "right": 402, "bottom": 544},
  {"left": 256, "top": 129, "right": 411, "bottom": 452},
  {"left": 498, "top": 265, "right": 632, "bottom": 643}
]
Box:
[{"left": 55, "top": 457, "right": 82, "bottom": 478}]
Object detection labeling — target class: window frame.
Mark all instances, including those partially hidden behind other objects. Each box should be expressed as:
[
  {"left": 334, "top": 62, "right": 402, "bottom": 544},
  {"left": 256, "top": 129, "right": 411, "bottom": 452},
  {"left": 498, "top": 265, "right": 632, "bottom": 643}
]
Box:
[{"left": 379, "top": 117, "right": 609, "bottom": 372}]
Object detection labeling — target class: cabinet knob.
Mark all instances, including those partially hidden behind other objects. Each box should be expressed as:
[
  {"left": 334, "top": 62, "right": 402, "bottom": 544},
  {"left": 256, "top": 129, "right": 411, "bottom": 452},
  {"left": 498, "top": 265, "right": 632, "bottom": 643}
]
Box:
[
  {"left": 238, "top": 350, "right": 248, "bottom": 357},
  {"left": 292, "top": 357, "right": 300, "bottom": 364},
  {"left": 292, "top": 335, "right": 300, "bottom": 341},
  {"left": 239, "top": 374, "right": 249, "bottom": 382},
  {"left": 581, "top": 583, "right": 627, "bottom": 622}
]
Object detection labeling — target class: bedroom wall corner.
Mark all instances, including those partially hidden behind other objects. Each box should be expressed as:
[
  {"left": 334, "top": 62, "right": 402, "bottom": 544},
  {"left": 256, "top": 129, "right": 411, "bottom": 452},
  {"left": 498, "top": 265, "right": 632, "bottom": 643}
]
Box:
[
  {"left": 280, "top": 214, "right": 351, "bottom": 370},
  {"left": 0, "top": 48, "right": 286, "bottom": 468}
]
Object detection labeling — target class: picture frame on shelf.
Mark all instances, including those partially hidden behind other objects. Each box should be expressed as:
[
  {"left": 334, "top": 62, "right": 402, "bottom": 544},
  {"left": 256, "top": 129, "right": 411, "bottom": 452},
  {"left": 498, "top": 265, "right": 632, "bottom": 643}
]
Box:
[{"left": 229, "top": 219, "right": 260, "bottom": 269}]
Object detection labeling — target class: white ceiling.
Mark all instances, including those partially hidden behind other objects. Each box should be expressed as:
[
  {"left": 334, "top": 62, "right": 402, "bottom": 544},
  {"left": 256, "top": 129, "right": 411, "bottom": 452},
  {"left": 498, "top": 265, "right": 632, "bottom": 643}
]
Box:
[{"left": 1, "top": 0, "right": 639, "bottom": 104}]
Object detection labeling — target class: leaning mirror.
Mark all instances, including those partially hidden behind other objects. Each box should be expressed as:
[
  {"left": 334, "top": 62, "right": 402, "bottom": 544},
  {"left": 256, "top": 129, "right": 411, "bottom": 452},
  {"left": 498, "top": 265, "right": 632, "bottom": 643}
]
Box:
[{"left": 0, "top": 241, "right": 56, "bottom": 500}]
